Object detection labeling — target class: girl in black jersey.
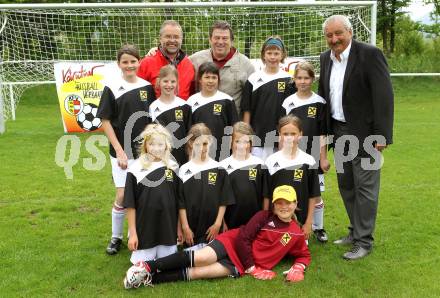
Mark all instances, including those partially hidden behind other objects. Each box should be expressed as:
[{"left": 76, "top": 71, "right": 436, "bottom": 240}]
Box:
[
  {"left": 282, "top": 62, "right": 330, "bottom": 242},
  {"left": 123, "top": 124, "right": 181, "bottom": 264},
  {"left": 187, "top": 62, "right": 239, "bottom": 161},
  {"left": 178, "top": 123, "right": 235, "bottom": 251},
  {"left": 149, "top": 65, "right": 192, "bottom": 165},
  {"left": 220, "top": 122, "right": 267, "bottom": 229},
  {"left": 265, "top": 115, "right": 321, "bottom": 240},
  {"left": 97, "top": 44, "right": 155, "bottom": 255},
  {"left": 241, "top": 36, "right": 295, "bottom": 160}
]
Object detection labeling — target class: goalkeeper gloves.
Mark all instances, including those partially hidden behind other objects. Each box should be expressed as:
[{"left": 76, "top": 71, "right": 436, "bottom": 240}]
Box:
[
  {"left": 284, "top": 263, "right": 306, "bottom": 283},
  {"left": 246, "top": 265, "right": 276, "bottom": 280}
]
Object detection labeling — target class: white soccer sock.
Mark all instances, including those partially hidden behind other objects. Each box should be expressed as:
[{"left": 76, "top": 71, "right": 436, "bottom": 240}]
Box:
[
  {"left": 112, "top": 203, "right": 125, "bottom": 239},
  {"left": 312, "top": 199, "right": 324, "bottom": 231}
]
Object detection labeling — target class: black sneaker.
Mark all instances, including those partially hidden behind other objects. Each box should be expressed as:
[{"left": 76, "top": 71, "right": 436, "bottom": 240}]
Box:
[
  {"left": 106, "top": 237, "right": 122, "bottom": 255},
  {"left": 314, "top": 229, "right": 328, "bottom": 243}
]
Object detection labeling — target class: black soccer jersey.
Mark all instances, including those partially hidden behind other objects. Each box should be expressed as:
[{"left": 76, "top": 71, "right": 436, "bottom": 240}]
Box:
[
  {"left": 178, "top": 158, "right": 235, "bottom": 246},
  {"left": 149, "top": 97, "right": 192, "bottom": 165},
  {"left": 282, "top": 92, "right": 327, "bottom": 159},
  {"left": 241, "top": 70, "right": 296, "bottom": 147},
  {"left": 97, "top": 77, "right": 155, "bottom": 159},
  {"left": 220, "top": 155, "right": 268, "bottom": 229},
  {"left": 265, "top": 150, "right": 320, "bottom": 225},
  {"left": 188, "top": 91, "right": 239, "bottom": 161},
  {"left": 123, "top": 160, "right": 180, "bottom": 249}
]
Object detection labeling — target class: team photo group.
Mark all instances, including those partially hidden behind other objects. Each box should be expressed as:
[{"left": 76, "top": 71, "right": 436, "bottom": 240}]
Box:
[{"left": 97, "top": 14, "right": 394, "bottom": 289}]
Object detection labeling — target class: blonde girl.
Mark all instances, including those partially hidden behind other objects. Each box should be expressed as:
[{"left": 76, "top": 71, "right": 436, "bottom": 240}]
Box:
[{"left": 123, "top": 123, "right": 181, "bottom": 264}]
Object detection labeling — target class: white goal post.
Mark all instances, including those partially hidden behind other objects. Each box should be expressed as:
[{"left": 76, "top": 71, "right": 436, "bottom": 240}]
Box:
[{"left": 0, "top": 1, "right": 377, "bottom": 122}]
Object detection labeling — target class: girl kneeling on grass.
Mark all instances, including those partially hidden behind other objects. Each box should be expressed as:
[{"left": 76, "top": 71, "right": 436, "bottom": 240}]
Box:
[
  {"left": 123, "top": 185, "right": 311, "bottom": 288},
  {"left": 123, "top": 124, "right": 181, "bottom": 264}
]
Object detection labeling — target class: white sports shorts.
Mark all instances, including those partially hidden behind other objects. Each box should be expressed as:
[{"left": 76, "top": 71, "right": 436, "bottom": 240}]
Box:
[
  {"left": 130, "top": 245, "right": 177, "bottom": 264},
  {"left": 110, "top": 157, "right": 135, "bottom": 188}
]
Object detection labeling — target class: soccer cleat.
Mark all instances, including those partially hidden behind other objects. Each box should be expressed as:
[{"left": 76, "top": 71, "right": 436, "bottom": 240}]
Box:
[
  {"left": 123, "top": 261, "right": 153, "bottom": 289},
  {"left": 313, "top": 229, "right": 328, "bottom": 243},
  {"left": 106, "top": 237, "right": 122, "bottom": 255},
  {"left": 343, "top": 245, "right": 371, "bottom": 260}
]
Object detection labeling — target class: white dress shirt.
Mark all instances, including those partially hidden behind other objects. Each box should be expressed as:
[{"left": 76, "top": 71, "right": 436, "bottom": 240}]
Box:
[{"left": 329, "top": 42, "right": 352, "bottom": 122}]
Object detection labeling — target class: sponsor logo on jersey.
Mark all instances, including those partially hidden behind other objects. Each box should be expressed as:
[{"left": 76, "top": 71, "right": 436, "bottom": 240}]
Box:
[
  {"left": 140, "top": 90, "right": 148, "bottom": 101},
  {"left": 165, "top": 169, "right": 173, "bottom": 181},
  {"left": 249, "top": 168, "right": 257, "bottom": 180},
  {"left": 208, "top": 172, "right": 217, "bottom": 185},
  {"left": 278, "top": 81, "right": 286, "bottom": 92},
  {"left": 213, "top": 104, "right": 222, "bottom": 115},
  {"left": 294, "top": 169, "right": 303, "bottom": 181},
  {"left": 175, "top": 109, "right": 183, "bottom": 121},
  {"left": 307, "top": 106, "right": 317, "bottom": 118},
  {"left": 280, "top": 232, "right": 292, "bottom": 246}
]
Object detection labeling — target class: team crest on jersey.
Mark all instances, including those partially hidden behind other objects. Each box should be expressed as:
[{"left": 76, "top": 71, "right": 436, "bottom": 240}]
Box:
[
  {"left": 208, "top": 172, "right": 217, "bottom": 185},
  {"left": 278, "top": 82, "right": 286, "bottom": 92},
  {"left": 139, "top": 90, "right": 148, "bottom": 101},
  {"left": 280, "top": 232, "right": 292, "bottom": 246},
  {"left": 248, "top": 168, "right": 257, "bottom": 180},
  {"left": 307, "top": 106, "right": 317, "bottom": 118},
  {"left": 165, "top": 169, "right": 174, "bottom": 181},
  {"left": 213, "top": 104, "right": 222, "bottom": 115},
  {"left": 294, "top": 169, "right": 303, "bottom": 181},
  {"left": 175, "top": 109, "right": 183, "bottom": 121}
]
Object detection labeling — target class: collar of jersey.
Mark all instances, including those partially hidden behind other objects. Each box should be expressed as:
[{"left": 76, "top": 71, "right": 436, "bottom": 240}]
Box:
[
  {"left": 220, "top": 155, "right": 264, "bottom": 174},
  {"left": 179, "top": 158, "right": 219, "bottom": 183},
  {"left": 109, "top": 77, "right": 151, "bottom": 100},
  {"left": 150, "top": 97, "right": 186, "bottom": 121},
  {"left": 248, "top": 69, "right": 291, "bottom": 92},
  {"left": 265, "top": 150, "right": 315, "bottom": 175},
  {"left": 282, "top": 92, "right": 326, "bottom": 113},
  {"left": 187, "top": 91, "right": 232, "bottom": 112},
  {"left": 128, "top": 160, "right": 169, "bottom": 184}
]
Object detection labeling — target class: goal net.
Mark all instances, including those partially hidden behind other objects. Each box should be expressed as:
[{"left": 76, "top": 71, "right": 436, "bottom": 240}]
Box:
[{"left": 0, "top": 1, "right": 376, "bottom": 122}]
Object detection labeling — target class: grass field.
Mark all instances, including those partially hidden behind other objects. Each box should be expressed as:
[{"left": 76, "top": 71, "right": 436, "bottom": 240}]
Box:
[{"left": 0, "top": 77, "right": 439, "bottom": 297}]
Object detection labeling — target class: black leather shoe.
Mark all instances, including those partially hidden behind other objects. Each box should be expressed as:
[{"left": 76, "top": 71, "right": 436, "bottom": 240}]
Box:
[{"left": 106, "top": 237, "right": 122, "bottom": 255}]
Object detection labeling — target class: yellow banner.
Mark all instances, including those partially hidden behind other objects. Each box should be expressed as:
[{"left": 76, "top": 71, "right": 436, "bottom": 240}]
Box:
[{"left": 54, "top": 62, "right": 115, "bottom": 133}]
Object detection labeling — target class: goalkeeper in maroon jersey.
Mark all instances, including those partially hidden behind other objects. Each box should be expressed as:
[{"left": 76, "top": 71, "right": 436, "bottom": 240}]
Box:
[{"left": 123, "top": 185, "right": 311, "bottom": 288}]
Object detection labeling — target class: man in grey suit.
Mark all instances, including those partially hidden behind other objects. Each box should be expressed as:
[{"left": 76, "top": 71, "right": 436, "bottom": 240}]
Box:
[{"left": 318, "top": 15, "right": 394, "bottom": 260}]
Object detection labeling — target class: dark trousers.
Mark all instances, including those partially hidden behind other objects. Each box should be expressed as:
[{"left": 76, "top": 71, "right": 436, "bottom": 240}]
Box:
[{"left": 332, "top": 120, "right": 380, "bottom": 250}]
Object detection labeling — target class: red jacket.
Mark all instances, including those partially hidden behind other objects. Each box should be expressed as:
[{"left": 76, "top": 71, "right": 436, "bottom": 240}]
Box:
[
  {"left": 216, "top": 210, "right": 311, "bottom": 275},
  {"left": 137, "top": 49, "right": 195, "bottom": 100}
]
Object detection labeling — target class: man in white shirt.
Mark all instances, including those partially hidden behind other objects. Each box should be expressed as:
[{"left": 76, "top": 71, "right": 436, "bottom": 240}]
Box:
[{"left": 318, "top": 15, "right": 394, "bottom": 260}]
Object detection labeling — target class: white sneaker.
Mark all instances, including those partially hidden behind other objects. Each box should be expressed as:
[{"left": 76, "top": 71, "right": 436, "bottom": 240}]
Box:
[{"left": 123, "top": 261, "right": 153, "bottom": 289}]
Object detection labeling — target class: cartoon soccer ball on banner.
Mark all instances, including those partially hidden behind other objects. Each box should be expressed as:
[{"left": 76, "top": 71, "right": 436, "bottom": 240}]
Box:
[{"left": 76, "top": 103, "right": 102, "bottom": 131}]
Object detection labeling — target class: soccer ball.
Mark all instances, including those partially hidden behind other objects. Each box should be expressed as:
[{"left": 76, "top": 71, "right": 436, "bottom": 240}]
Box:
[{"left": 76, "top": 103, "right": 102, "bottom": 131}]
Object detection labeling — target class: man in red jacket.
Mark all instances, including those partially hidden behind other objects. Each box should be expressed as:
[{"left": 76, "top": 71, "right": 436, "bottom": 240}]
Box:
[
  {"left": 137, "top": 20, "right": 194, "bottom": 100},
  {"left": 123, "top": 185, "right": 311, "bottom": 289}
]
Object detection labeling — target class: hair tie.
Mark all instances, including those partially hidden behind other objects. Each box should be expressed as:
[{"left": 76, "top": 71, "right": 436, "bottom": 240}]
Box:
[{"left": 265, "top": 38, "right": 283, "bottom": 50}]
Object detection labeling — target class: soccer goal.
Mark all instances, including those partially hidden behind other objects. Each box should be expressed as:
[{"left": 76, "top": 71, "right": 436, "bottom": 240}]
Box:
[{"left": 0, "top": 1, "right": 376, "bottom": 123}]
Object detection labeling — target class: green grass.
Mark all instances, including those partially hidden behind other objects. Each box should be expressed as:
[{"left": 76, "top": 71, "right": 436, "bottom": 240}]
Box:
[{"left": 1, "top": 77, "right": 439, "bottom": 297}]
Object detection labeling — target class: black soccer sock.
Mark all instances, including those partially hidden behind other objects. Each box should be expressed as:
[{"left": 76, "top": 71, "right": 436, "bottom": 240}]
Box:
[
  {"left": 152, "top": 268, "right": 190, "bottom": 284},
  {"left": 147, "top": 250, "right": 194, "bottom": 273}
]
